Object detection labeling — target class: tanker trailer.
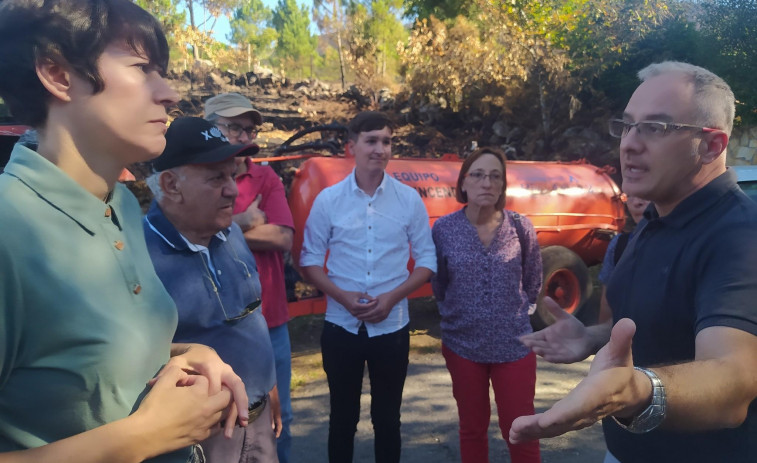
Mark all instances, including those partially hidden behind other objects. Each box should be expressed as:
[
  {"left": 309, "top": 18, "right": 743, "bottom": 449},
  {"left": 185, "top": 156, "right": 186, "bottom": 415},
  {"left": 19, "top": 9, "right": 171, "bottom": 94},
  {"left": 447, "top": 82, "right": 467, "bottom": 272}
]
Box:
[{"left": 278, "top": 128, "right": 626, "bottom": 329}]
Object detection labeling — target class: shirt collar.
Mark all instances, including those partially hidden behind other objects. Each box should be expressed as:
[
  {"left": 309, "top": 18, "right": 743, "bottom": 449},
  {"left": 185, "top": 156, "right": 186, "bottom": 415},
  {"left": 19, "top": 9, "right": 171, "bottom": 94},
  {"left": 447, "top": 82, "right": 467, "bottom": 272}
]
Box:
[
  {"left": 236, "top": 157, "right": 258, "bottom": 180},
  {"left": 3, "top": 144, "right": 126, "bottom": 235},
  {"left": 144, "top": 200, "right": 228, "bottom": 251},
  {"left": 348, "top": 168, "right": 387, "bottom": 196},
  {"left": 644, "top": 169, "right": 738, "bottom": 229}
]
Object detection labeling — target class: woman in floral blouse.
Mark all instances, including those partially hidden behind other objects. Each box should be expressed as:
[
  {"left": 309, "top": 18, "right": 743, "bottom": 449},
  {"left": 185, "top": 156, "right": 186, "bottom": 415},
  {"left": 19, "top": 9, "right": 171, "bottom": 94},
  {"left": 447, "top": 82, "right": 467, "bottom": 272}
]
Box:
[{"left": 431, "top": 147, "right": 542, "bottom": 463}]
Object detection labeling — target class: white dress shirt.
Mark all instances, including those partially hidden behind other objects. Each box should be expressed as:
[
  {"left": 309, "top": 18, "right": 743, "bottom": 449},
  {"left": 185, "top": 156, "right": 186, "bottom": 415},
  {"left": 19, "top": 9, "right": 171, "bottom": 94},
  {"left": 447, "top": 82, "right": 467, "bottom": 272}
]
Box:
[{"left": 300, "top": 169, "right": 436, "bottom": 336}]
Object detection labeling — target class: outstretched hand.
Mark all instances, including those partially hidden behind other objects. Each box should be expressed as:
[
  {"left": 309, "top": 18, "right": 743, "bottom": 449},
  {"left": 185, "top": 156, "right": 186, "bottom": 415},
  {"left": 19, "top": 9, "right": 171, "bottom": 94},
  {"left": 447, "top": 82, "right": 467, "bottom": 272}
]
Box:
[
  {"left": 519, "top": 297, "right": 594, "bottom": 363},
  {"left": 510, "top": 318, "right": 644, "bottom": 444}
]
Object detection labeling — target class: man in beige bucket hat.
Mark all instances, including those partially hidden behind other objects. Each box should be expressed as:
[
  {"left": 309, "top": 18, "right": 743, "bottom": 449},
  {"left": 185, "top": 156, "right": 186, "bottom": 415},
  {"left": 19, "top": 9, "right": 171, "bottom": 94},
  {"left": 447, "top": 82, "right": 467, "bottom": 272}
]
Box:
[{"left": 205, "top": 93, "right": 295, "bottom": 463}]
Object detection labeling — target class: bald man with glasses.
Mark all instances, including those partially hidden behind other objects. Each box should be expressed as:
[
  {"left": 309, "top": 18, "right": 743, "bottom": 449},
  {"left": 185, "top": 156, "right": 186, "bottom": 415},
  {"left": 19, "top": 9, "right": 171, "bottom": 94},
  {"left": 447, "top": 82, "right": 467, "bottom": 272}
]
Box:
[{"left": 516, "top": 62, "right": 757, "bottom": 463}]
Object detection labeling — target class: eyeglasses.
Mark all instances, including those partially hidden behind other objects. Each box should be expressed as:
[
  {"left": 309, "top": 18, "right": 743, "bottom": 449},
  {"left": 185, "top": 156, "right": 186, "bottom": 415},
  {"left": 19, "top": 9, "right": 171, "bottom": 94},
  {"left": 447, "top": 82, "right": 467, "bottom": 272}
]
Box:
[
  {"left": 226, "top": 299, "right": 261, "bottom": 322},
  {"left": 608, "top": 119, "right": 720, "bottom": 139},
  {"left": 199, "top": 245, "right": 261, "bottom": 323},
  {"left": 216, "top": 122, "right": 258, "bottom": 139},
  {"left": 466, "top": 171, "right": 504, "bottom": 184}
]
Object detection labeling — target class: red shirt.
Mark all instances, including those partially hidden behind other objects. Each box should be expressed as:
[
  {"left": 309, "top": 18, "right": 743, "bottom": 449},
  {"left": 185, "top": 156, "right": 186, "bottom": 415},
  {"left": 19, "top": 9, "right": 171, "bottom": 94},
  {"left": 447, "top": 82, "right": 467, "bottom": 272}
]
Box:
[{"left": 233, "top": 158, "right": 295, "bottom": 328}]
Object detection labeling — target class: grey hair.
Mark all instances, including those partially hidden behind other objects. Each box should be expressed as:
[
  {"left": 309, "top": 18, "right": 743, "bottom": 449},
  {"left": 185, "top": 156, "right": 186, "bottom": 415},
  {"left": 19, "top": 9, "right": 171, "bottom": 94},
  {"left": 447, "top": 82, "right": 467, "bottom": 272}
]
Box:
[
  {"left": 146, "top": 168, "right": 187, "bottom": 202},
  {"left": 638, "top": 61, "right": 735, "bottom": 136},
  {"left": 204, "top": 112, "right": 219, "bottom": 123},
  {"left": 145, "top": 171, "right": 165, "bottom": 202}
]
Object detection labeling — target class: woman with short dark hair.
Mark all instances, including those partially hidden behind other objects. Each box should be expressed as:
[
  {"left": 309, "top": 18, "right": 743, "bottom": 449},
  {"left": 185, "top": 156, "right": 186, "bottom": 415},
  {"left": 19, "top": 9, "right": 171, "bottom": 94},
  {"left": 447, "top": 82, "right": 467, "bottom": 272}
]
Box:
[{"left": 0, "top": 1, "right": 247, "bottom": 461}]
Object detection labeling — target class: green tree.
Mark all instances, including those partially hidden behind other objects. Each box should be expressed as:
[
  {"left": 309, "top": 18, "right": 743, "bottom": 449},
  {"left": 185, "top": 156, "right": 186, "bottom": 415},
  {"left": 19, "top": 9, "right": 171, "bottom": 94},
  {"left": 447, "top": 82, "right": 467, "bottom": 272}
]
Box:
[
  {"left": 272, "top": 0, "right": 318, "bottom": 78},
  {"left": 230, "top": 0, "right": 278, "bottom": 69},
  {"left": 401, "top": 0, "right": 673, "bottom": 147},
  {"left": 136, "top": 0, "right": 185, "bottom": 31},
  {"left": 134, "top": 0, "right": 186, "bottom": 64},
  {"left": 343, "top": 0, "right": 407, "bottom": 94},
  {"left": 594, "top": 8, "right": 700, "bottom": 117},
  {"left": 180, "top": 0, "right": 242, "bottom": 59},
  {"left": 403, "top": 0, "right": 478, "bottom": 22},
  {"left": 696, "top": 0, "right": 757, "bottom": 124},
  {"left": 314, "top": 0, "right": 349, "bottom": 89}
]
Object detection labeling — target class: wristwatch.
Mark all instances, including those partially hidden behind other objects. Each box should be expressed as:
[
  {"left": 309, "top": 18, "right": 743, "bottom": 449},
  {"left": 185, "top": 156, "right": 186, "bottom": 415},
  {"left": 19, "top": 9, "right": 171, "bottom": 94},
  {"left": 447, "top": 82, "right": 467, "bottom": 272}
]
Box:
[{"left": 612, "top": 367, "right": 666, "bottom": 434}]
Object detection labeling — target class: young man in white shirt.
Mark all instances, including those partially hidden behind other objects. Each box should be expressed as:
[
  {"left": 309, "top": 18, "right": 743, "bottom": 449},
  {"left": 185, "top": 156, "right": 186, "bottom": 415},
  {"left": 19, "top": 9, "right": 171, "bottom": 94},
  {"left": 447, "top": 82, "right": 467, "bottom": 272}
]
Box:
[{"left": 300, "top": 111, "right": 436, "bottom": 463}]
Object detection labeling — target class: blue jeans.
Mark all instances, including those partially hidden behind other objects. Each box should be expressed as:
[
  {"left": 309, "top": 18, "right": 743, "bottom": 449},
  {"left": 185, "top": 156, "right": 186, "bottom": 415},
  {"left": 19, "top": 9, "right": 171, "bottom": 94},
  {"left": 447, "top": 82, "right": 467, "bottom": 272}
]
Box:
[
  {"left": 321, "top": 321, "right": 410, "bottom": 463},
  {"left": 269, "top": 323, "right": 292, "bottom": 463}
]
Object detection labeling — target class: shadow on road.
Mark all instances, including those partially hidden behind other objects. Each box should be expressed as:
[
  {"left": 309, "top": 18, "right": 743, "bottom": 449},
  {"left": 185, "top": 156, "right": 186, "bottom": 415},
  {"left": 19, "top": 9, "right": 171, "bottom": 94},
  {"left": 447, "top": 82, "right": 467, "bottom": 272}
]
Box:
[{"left": 288, "top": 298, "right": 607, "bottom": 462}]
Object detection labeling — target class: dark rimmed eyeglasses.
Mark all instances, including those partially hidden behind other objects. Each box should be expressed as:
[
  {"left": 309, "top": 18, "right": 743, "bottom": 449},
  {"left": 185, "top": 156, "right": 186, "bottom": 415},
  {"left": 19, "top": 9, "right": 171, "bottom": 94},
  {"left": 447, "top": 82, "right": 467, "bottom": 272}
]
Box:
[
  {"left": 216, "top": 122, "right": 258, "bottom": 139},
  {"left": 608, "top": 119, "right": 721, "bottom": 139},
  {"left": 199, "top": 247, "right": 261, "bottom": 323},
  {"left": 225, "top": 299, "right": 261, "bottom": 323}
]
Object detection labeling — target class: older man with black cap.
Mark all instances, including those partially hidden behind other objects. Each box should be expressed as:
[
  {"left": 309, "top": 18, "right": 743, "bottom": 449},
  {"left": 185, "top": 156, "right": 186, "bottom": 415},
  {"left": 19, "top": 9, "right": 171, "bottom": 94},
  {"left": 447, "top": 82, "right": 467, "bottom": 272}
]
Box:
[
  {"left": 205, "top": 93, "right": 295, "bottom": 463},
  {"left": 144, "top": 117, "right": 280, "bottom": 463}
]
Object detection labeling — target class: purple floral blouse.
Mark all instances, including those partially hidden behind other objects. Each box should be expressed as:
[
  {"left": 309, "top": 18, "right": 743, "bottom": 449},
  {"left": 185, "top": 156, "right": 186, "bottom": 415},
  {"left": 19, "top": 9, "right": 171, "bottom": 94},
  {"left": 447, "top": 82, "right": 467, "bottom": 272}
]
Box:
[{"left": 431, "top": 208, "right": 542, "bottom": 363}]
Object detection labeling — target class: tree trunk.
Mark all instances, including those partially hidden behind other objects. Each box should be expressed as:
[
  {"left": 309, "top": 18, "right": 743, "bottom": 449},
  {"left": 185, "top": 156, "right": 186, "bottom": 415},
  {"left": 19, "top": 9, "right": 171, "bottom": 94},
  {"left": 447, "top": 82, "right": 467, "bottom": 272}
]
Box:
[
  {"left": 538, "top": 76, "right": 551, "bottom": 159},
  {"left": 336, "top": 29, "right": 346, "bottom": 90},
  {"left": 330, "top": 0, "right": 346, "bottom": 90},
  {"left": 187, "top": 0, "right": 200, "bottom": 60}
]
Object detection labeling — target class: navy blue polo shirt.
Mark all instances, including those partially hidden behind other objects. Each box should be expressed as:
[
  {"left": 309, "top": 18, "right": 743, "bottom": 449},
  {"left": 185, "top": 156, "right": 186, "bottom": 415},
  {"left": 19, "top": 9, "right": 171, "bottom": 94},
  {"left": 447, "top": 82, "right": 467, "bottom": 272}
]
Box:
[
  {"left": 604, "top": 169, "right": 757, "bottom": 462},
  {"left": 143, "top": 202, "right": 276, "bottom": 403}
]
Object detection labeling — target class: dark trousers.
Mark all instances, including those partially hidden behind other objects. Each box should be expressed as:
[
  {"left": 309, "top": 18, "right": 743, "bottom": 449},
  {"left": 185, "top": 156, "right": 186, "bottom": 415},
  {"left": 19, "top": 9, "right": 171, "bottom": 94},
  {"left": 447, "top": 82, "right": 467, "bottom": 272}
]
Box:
[{"left": 321, "top": 321, "right": 410, "bottom": 463}]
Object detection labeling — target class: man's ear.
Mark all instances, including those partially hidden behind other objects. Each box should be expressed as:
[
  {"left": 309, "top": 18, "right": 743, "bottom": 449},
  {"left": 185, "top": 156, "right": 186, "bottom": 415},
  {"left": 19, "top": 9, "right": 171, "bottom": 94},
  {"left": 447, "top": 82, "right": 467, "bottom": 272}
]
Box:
[
  {"left": 699, "top": 131, "right": 729, "bottom": 165},
  {"left": 159, "top": 170, "right": 182, "bottom": 200},
  {"left": 35, "top": 58, "right": 74, "bottom": 103}
]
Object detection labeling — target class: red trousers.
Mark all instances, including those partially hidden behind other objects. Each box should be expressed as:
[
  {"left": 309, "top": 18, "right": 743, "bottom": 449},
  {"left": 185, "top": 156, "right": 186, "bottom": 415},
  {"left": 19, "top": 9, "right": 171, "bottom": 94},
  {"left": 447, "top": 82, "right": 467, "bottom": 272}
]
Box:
[{"left": 442, "top": 345, "right": 541, "bottom": 463}]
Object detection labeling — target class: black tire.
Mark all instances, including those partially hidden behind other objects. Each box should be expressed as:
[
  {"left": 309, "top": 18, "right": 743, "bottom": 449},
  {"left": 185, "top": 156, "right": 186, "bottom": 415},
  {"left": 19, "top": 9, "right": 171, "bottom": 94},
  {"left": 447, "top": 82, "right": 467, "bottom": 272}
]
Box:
[{"left": 530, "top": 246, "right": 592, "bottom": 330}]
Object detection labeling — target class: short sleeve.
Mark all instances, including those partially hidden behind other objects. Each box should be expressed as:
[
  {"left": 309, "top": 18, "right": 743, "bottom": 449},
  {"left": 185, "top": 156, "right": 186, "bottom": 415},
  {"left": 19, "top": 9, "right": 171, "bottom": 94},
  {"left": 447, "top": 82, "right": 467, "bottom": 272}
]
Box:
[
  {"left": 695, "top": 221, "right": 757, "bottom": 336},
  {"left": 258, "top": 166, "right": 294, "bottom": 229}
]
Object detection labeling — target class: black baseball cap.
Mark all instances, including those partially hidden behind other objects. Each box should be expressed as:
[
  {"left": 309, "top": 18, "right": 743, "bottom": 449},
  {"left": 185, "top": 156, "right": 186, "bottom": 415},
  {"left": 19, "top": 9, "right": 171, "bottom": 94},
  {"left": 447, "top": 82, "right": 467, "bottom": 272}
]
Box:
[{"left": 152, "top": 117, "right": 259, "bottom": 172}]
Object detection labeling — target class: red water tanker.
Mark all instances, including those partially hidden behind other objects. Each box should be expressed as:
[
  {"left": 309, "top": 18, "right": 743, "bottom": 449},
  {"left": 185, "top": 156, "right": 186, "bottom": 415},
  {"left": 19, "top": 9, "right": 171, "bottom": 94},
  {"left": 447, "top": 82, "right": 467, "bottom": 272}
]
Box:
[
  {"left": 0, "top": 122, "right": 625, "bottom": 328},
  {"left": 278, "top": 128, "right": 625, "bottom": 328}
]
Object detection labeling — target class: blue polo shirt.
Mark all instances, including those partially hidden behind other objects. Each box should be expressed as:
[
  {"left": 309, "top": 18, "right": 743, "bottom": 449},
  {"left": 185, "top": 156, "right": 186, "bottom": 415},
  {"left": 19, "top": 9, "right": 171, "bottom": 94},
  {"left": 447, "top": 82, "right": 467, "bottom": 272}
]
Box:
[
  {"left": 143, "top": 202, "right": 276, "bottom": 403},
  {"left": 605, "top": 169, "right": 757, "bottom": 462},
  {"left": 0, "top": 145, "right": 189, "bottom": 462}
]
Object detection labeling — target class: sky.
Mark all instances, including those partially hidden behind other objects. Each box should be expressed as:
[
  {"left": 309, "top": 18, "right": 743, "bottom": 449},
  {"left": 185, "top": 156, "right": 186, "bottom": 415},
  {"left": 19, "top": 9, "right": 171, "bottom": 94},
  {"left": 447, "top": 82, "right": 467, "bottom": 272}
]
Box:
[{"left": 191, "top": 0, "right": 316, "bottom": 44}]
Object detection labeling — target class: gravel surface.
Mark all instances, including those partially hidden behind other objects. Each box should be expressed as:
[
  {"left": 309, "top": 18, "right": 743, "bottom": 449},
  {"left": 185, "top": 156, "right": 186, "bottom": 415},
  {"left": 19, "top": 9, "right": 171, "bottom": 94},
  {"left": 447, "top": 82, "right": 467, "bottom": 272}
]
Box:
[{"left": 288, "top": 322, "right": 607, "bottom": 463}]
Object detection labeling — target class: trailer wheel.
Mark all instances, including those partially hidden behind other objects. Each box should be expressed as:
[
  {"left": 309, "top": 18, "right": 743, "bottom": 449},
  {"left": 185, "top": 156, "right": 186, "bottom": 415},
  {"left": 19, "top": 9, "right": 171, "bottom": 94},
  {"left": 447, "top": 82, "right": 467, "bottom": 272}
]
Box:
[{"left": 531, "top": 246, "right": 592, "bottom": 330}]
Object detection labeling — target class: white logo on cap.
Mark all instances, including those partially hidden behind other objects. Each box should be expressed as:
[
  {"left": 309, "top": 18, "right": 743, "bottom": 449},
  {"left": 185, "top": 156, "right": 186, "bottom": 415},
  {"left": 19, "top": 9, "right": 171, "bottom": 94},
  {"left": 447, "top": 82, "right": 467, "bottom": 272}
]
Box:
[{"left": 200, "top": 127, "right": 229, "bottom": 142}]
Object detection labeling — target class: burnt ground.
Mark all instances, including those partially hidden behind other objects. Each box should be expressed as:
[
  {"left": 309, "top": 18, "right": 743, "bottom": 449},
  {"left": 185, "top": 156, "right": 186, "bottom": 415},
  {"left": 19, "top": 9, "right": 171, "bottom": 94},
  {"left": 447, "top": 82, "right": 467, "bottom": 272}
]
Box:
[{"left": 164, "top": 70, "right": 476, "bottom": 161}]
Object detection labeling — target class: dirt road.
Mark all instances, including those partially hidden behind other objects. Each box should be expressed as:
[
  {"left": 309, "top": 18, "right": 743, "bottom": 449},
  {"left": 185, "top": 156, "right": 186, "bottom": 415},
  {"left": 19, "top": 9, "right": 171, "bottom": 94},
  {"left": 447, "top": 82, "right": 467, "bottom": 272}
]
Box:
[{"left": 288, "top": 306, "right": 606, "bottom": 463}]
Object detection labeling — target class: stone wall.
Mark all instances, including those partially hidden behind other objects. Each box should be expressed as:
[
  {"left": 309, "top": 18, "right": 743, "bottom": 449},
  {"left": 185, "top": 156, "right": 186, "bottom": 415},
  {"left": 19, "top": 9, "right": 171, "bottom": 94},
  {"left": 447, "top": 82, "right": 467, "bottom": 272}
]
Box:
[{"left": 727, "top": 125, "right": 757, "bottom": 165}]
